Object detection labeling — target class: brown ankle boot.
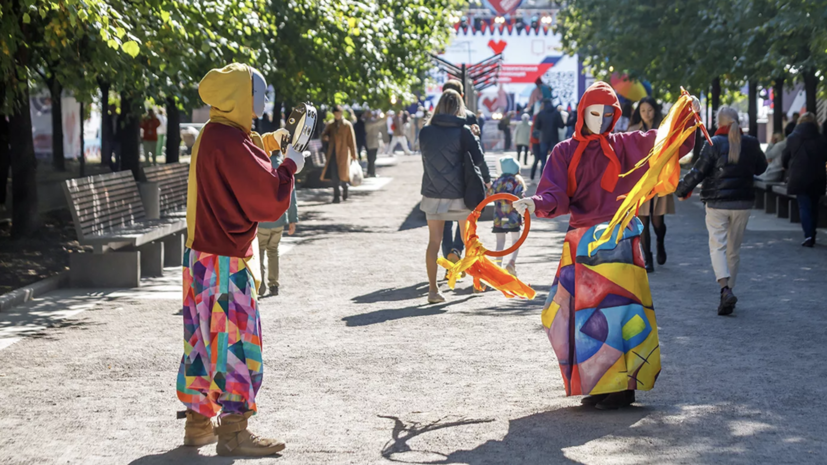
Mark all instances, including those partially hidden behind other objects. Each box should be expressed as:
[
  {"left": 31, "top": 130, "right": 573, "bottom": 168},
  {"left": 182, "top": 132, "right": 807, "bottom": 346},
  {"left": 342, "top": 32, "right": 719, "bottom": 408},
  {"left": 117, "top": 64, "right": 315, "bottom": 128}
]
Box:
[
  {"left": 183, "top": 410, "right": 217, "bottom": 447},
  {"left": 215, "top": 411, "right": 285, "bottom": 457}
]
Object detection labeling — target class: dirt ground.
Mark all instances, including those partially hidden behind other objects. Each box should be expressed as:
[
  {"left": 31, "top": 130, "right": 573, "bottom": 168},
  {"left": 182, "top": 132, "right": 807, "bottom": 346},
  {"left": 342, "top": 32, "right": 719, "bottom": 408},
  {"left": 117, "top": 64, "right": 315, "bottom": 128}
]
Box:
[
  {"left": 1, "top": 155, "right": 826, "bottom": 464},
  {"left": 0, "top": 210, "right": 88, "bottom": 294}
]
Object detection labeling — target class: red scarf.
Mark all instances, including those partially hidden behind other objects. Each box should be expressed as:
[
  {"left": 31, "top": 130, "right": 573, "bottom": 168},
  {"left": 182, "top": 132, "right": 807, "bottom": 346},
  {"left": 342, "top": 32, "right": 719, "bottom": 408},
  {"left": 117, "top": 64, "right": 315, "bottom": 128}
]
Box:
[
  {"left": 714, "top": 125, "right": 743, "bottom": 136},
  {"left": 567, "top": 131, "right": 621, "bottom": 196}
]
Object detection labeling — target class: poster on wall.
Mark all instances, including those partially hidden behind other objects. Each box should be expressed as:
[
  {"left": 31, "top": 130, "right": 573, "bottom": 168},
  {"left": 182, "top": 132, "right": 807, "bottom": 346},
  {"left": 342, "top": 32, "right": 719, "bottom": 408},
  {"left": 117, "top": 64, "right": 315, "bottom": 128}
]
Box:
[
  {"left": 30, "top": 94, "right": 101, "bottom": 160},
  {"left": 430, "top": 26, "right": 585, "bottom": 118}
]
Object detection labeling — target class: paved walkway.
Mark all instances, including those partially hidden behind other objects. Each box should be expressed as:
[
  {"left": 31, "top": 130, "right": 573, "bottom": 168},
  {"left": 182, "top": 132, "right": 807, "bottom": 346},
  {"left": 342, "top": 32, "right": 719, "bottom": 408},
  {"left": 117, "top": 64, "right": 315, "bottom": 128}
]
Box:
[{"left": 1, "top": 153, "right": 826, "bottom": 464}]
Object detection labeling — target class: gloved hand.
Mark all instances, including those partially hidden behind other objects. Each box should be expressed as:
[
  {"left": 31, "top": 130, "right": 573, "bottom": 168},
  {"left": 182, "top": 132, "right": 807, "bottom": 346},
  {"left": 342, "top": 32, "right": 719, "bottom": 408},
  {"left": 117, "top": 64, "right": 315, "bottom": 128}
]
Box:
[
  {"left": 285, "top": 145, "right": 305, "bottom": 174},
  {"left": 690, "top": 96, "right": 701, "bottom": 114},
  {"left": 260, "top": 128, "right": 291, "bottom": 155},
  {"left": 513, "top": 198, "right": 535, "bottom": 216},
  {"left": 273, "top": 128, "right": 290, "bottom": 147}
]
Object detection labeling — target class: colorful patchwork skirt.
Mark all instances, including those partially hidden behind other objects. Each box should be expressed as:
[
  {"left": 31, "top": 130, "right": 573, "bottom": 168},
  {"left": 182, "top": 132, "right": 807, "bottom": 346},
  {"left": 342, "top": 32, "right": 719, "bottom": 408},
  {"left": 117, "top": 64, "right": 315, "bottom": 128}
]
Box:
[
  {"left": 177, "top": 248, "right": 263, "bottom": 417},
  {"left": 541, "top": 219, "right": 661, "bottom": 396}
]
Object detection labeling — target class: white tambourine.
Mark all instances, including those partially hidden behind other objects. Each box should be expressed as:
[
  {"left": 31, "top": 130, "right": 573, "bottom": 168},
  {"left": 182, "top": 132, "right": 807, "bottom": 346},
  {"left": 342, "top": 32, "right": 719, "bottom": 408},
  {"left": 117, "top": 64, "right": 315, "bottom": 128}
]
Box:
[{"left": 282, "top": 103, "right": 317, "bottom": 154}]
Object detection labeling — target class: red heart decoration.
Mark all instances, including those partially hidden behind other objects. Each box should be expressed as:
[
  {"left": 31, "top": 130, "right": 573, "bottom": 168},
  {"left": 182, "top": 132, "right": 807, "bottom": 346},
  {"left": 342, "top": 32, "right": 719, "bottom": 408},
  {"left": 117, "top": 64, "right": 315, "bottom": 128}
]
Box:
[
  {"left": 482, "top": 97, "right": 497, "bottom": 112},
  {"left": 487, "top": 39, "right": 507, "bottom": 55}
]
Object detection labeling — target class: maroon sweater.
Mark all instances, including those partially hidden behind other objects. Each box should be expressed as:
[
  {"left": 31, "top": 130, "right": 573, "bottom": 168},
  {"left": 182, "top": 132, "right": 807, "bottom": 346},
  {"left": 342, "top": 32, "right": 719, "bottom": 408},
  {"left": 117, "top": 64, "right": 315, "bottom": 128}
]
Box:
[{"left": 189, "top": 122, "right": 296, "bottom": 258}]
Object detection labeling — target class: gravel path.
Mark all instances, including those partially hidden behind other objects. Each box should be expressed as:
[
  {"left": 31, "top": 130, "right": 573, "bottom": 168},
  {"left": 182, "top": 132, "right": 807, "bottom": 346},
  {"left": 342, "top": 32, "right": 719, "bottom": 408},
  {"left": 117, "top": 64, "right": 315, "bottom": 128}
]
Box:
[{"left": 1, "top": 155, "right": 826, "bottom": 464}]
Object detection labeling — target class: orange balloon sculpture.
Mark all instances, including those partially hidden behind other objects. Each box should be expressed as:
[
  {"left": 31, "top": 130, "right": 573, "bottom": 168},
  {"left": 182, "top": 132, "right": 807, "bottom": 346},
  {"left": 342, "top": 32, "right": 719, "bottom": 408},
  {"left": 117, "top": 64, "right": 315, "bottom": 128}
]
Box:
[{"left": 437, "top": 193, "right": 536, "bottom": 300}]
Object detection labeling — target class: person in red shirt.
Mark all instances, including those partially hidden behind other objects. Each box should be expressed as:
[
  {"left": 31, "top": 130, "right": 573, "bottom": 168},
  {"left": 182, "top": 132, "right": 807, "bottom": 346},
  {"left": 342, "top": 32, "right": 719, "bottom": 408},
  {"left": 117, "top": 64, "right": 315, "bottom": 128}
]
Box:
[
  {"left": 140, "top": 109, "right": 161, "bottom": 165},
  {"left": 178, "top": 63, "right": 305, "bottom": 457}
]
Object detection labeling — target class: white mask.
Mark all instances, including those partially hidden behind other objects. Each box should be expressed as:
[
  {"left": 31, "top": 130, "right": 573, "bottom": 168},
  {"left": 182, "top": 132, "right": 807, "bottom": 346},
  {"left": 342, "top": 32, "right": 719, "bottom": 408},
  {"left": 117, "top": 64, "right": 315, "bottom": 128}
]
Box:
[
  {"left": 251, "top": 67, "right": 267, "bottom": 119},
  {"left": 584, "top": 104, "right": 615, "bottom": 134}
]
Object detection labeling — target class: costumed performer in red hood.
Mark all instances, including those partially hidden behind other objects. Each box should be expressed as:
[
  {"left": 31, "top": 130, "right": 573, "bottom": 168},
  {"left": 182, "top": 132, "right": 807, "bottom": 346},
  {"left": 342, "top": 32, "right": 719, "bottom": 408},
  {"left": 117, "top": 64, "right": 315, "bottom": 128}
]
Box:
[
  {"left": 177, "top": 63, "right": 305, "bottom": 456},
  {"left": 513, "top": 82, "right": 699, "bottom": 410}
]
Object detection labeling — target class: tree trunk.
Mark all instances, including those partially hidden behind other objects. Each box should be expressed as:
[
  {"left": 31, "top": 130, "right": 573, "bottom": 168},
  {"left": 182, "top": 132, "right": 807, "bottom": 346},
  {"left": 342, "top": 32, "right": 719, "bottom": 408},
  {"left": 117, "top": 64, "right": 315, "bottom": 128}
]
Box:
[
  {"left": 803, "top": 69, "right": 818, "bottom": 113},
  {"left": 710, "top": 77, "right": 721, "bottom": 132},
  {"left": 49, "top": 78, "right": 65, "bottom": 171},
  {"left": 165, "top": 97, "right": 180, "bottom": 164},
  {"left": 773, "top": 77, "right": 784, "bottom": 136},
  {"left": 9, "top": 86, "right": 39, "bottom": 238},
  {"left": 273, "top": 100, "right": 283, "bottom": 130},
  {"left": 99, "top": 81, "right": 112, "bottom": 167},
  {"left": 0, "top": 111, "right": 10, "bottom": 207},
  {"left": 119, "top": 93, "right": 143, "bottom": 181},
  {"left": 79, "top": 101, "right": 85, "bottom": 177},
  {"left": 748, "top": 80, "right": 758, "bottom": 138}
]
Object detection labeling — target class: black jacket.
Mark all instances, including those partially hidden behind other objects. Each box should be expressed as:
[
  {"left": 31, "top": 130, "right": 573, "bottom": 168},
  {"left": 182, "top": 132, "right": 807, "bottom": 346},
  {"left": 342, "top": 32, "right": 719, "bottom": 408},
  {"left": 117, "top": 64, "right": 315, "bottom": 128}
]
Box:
[
  {"left": 354, "top": 118, "right": 366, "bottom": 146},
  {"left": 535, "top": 106, "right": 564, "bottom": 145},
  {"left": 464, "top": 109, "right": 478, "bottom": 127},
  {"left": 782, "top": 122, "right": 827, "bottom": 196},
  {"left": 675, "top": 134, "right": 767, "bottom": 205},
  {"left": 419, "top": 114, "right": 490, "bottom": 199}
]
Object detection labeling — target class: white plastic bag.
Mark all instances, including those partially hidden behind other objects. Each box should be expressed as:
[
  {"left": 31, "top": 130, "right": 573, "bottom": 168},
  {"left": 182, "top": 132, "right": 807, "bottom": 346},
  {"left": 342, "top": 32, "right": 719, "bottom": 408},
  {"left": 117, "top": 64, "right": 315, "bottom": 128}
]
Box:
[{"left": 349, "top": 159, "right": 364, "bottom": 187}]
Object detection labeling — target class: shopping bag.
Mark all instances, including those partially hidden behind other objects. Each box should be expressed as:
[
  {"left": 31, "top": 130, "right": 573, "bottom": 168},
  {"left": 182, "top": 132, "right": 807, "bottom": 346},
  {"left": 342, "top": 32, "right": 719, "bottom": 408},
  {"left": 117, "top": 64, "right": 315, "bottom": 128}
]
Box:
[{"left": 349, "top": 159, "right": 364, "bottom": 187}]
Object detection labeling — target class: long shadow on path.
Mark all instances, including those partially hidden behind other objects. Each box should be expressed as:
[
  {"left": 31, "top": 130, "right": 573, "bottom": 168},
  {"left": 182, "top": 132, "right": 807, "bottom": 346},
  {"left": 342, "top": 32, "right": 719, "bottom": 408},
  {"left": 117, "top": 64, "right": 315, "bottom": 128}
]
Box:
[
  {"left": 343, "top": 296, "right": 475, "bottom": 326},
  {"left": 128, "top": 445, "right": 264, "bottom": 465},
  {"left": 352, "top": 282, "right": 431, "bottom": 304},
  {"left": 380, "top": 406, "right": 648, "bottom": 464}
]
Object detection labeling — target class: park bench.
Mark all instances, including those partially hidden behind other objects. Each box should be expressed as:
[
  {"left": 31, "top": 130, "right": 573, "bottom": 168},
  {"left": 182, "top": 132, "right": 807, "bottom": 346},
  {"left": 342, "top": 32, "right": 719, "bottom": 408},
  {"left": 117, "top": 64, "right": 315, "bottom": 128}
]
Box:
[
  {"left": 143, "top": 163, "right": 189, "bottom": 218},
  {"left": 771, "top": 184, "right": 800, "bottom": 222},
  {"left": 753, "top": 179, "right": 784, "bottom": 212},
  {"left": 63, "top": 171, "right": 186, "bottom": 288}
]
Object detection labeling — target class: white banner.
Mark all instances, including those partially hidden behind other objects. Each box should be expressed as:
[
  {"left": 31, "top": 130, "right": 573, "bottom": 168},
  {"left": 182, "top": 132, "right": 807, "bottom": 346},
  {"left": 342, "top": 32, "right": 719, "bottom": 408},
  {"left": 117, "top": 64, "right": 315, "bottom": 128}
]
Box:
[{"left": 428, "top": 27, "right": 585, "bottom": 116}]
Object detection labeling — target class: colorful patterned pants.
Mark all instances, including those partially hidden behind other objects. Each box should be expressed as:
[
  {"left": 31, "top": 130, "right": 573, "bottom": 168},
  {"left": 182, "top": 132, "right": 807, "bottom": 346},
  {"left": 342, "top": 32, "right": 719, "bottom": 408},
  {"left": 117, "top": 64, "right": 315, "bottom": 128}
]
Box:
[
  {"left": 177, "top": 248, "right": 263, "bottom": 417},
  {"left": 541, "top": 219, "right": 661, "bottom": 396}
]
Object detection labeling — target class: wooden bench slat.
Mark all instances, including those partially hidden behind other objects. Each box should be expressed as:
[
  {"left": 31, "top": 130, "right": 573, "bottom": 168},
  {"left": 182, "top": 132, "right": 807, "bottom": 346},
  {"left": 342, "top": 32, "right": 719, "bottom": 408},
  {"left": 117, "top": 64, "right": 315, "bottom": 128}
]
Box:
[
  {"left": 66, "top": 171, "right": 134, "bottom": 186},
  {"left": 66, "top": 174, "right": 136, "bottom": 191},
  {"left": 145, "top": 163, "right": 189, "bottom": 217},
  {"left": 71, "top": 189, "right": 143, "bottom": 210},
  {"left": 78, "top": 206, "right": 145, "bottom": 227},
  {"left": 73, "top": 198, "right": 146, "bottom": 217}
]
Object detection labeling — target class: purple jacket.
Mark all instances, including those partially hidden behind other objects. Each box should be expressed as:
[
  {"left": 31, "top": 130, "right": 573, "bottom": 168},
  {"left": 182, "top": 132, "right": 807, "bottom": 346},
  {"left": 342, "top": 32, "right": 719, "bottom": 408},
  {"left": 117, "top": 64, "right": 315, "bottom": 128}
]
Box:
[{"left": 531, "top": 130, "right": 695, "bottom": 229}]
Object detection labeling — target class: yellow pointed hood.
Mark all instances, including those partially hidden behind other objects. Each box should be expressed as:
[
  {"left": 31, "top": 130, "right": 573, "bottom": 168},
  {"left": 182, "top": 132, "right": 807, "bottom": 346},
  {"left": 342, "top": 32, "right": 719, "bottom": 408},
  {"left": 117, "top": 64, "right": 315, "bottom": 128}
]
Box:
[{"left": 198, "top": 63, "right": 254, "bottom": 134}]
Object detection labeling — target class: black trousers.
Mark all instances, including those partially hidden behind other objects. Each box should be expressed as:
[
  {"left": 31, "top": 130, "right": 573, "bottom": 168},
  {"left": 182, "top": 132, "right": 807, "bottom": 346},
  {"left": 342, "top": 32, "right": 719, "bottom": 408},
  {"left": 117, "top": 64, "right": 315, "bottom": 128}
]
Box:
[
  {"left": 502, "top": 128, "right": 512, "bottom": 151},
  {"left": 367, "top": 148, "right": 378, "bottom": 177},
  {"left": 516, "top": 144, "right": 529, "bottom": 165},
  {"left": 356, "top": 141, "right": 367, "bottom": 161},
  {"left": 530, "top": 143, "right": 547, "bottom": 180},
  {"left": 327, "top": 155, "right": 344, "bottom": 199}
]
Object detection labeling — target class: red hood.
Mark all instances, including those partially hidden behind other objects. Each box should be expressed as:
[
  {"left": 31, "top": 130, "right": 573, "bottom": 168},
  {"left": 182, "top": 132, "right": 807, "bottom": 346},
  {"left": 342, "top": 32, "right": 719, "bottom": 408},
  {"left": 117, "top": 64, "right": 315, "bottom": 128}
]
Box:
[{"left": 575, "top": 81, "right": 622, "bottom": 136}]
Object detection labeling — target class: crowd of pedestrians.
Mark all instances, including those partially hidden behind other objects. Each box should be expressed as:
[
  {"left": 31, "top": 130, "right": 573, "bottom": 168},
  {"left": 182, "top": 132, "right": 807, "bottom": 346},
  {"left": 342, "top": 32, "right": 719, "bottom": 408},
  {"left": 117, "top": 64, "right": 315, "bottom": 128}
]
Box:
[
  {"left": 416, "top": 80, "right": 827, "bottom": 318},
  {"left": 260, "top": 81, "right": 827, "bottom": 316}
]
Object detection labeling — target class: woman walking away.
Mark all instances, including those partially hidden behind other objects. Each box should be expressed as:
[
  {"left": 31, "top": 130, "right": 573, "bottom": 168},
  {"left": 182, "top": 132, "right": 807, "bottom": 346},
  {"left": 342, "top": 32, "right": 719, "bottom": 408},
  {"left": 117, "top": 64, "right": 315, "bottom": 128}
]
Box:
[
  {"left": 419, "top": 90, "right": 490, "bottom": 304},
  {"left": 514, "top": 113, "right": 532, "bottom": 165},
  {"left": 783, "top": 113, "right": 827, "bottom": 247},
  {"left": 490, "top": 156, "right": 526, "bottom": 276},
  {"left": 675, "top": 106, "right": 767, "bottom": 316},
  {"left": 628, "top": 97, "right": 670, "bottom": 272}
]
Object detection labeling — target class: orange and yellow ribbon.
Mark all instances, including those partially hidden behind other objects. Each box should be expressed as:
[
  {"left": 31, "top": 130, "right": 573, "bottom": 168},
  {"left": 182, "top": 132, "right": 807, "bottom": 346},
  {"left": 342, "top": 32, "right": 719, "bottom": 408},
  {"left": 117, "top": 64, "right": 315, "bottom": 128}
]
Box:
[
  {"left": 588, "top": 92, "right": 703, "bottom": 256},
  {"left": 438, "top": 195, "right": 536, "bottom": 300}
]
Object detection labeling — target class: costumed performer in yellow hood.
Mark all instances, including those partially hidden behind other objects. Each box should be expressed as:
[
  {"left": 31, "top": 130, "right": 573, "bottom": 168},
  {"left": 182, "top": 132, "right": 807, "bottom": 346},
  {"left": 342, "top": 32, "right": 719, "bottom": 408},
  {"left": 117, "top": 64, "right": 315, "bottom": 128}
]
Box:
[{"left": 177, "top": 63, "right": 304, "bottom": 457}]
